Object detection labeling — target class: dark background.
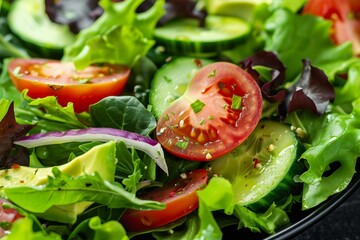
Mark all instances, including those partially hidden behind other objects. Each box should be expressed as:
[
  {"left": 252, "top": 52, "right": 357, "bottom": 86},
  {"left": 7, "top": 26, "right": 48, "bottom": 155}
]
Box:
[{"left": 292, "top": 186, "right": 360, "bottom": 240}]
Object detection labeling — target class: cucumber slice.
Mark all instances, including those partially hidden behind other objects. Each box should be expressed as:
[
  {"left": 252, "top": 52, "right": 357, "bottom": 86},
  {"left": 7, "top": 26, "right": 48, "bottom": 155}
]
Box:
[
  {"left": 7, "top": 0, "right": 75, "bottom": 56},
  {"left": 149, "top": 57, "right": 213, "bottom": 119},
  {"left": 209, "top": 120, "right": 304, "bottom": 212},
  {"left": 154, "top": 16, "right": 250, "bottom": 56},
  {"left": 204, "top": 0, "right": 271, "bottom": 20}
]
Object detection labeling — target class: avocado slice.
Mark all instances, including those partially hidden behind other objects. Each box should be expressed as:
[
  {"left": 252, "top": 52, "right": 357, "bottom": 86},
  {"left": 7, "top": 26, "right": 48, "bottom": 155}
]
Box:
[{"left": 0, "top": 141, "right": 117, "bottom": 224}]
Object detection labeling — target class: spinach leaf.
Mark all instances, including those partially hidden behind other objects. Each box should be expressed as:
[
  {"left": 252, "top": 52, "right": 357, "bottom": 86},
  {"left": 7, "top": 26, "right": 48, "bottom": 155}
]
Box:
[
  {"left": 126, "top": 56, "right": 157, "bottom": 107},
  {"left": 34, "top": 142, "right": 85, "bottom": 166},
  {"left": 90, "top": 96, "right": 156, "bottom": 136}
]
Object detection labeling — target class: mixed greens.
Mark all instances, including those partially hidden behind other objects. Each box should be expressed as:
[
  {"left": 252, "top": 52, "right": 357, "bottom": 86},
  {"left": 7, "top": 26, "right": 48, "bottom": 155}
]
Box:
[{"left": 0, "top": 0, "right": 360, "bottom": 239}]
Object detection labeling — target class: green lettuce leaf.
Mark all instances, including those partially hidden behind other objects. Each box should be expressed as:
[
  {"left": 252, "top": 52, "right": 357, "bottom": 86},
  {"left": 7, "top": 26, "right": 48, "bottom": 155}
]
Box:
[
  {"left": 264, "top": 9, "right": 353, "bottom": 81},
  {"left": 194, "top": 176, "right": 292, "bottom": 238},
  {"left": 2, "top": 217, "right": 62, "bottom": 240},
  {"left": 0, "top": 97, "right": 11, "bottom": 121},
  {"left": 15, "top": 92, "right": 87, "bottom": 133},
  {"left": 63, "top": 0, "right": 165, "bottom": 69},
  {"left": 334, "top": 59, "right": 360, "bottom": 105},
  {"left": 270, "top": 0, "right": 307, "bottom": 13},
  {"left": 299, "top": 100, "right": 360, "bottom": 209},
  {"left": 0, "top": 59, "right": 23, "bottom": 107},
  {"left": 88, "top": 216, "right": 128, "bottom": 240},
  {"left": 234, "top": 203, "right": 289, "bottom": 234},
  {"left": 195, "top": 177, "right": 234, "bottom": 240}
]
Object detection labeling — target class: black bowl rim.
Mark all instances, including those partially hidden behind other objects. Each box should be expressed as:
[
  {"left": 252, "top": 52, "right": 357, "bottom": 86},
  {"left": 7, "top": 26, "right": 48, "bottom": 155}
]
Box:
[{"left": 264, "top": 171, "right": 360, "bottom": 240}]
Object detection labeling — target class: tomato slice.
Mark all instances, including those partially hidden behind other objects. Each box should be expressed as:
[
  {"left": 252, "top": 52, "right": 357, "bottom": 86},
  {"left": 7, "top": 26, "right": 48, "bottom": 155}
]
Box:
[
  {"left": 0, "top": 199, "right": 23, "bottom": 237},
  {"left": 303, "top": 0, "right": 360, "bottom": 56},
  {"left": 120, "top": 169, "right": 208, "bottom": 232},
  {"left": 155, "top": 62, "right": 262, "bottom": 161},
  {"left": 8, "top": 58, "right": 130, "bottom": 113}
]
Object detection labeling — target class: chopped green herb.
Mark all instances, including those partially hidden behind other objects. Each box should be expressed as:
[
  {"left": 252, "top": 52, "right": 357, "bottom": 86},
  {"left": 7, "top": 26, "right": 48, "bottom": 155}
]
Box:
[
  {"left": 231, "top": 94, "right": 242, "bottom": 110},
  {"left": 199, "top": 119, "right": 205, "bottom": 125},
  {"left": 191, "top": 99, "right": 205, "bottom": 113},
  {"left": 208, "top": 69, "right": 216, "bottom": 77},
  {"left": 208, "top": 115, "right": 214, "bottom": 120},
  {"left": 13, "top": 66, "right": 22, "bottom": 78},
  {"left": 175, "top": 141, "right": 189, "bottom": 150},
  {"left": 164, "top": 114, "right": 170, "bottom": 121}
]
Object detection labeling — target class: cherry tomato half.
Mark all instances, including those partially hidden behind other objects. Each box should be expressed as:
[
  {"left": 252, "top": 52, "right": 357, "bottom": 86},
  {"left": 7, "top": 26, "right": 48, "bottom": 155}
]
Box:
[
  {"left": 8, "top": 58, "right": 130, "bottom": 113},
  {"left": 155, "top": 62, "right": 262, "bottom": 161},
  {"left": 303, "top": 0, "right": 360, "bottom": 56},
  {"left": 0, "top": 199, "right": 23, "bottom": 237},
  {"left": 120, "top": 169, "right": 208, "bottom": 232}
]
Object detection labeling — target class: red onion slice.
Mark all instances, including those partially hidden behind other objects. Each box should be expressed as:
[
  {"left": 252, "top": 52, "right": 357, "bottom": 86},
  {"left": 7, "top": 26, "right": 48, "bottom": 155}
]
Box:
[{"left": 14, "top": 128, "right": 168, "bottom": 174}]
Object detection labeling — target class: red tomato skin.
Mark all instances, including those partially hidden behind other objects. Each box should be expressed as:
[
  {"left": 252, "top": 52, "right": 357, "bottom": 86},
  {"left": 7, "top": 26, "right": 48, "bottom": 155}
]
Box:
[
  {"left": 303, "top": 0, "right": 360, "bottom": 55},
  {"left": 8, "top": 59, "right": 130, "bottom": 113},
  {"left": 120, "top": 169, "right": 208, "bottom": 232},
  {"left": 0, "top": 199, "right": 23, "bottom": 237},
  {"left": 156, "top": 62, "right": 262, "bottom": 161}
]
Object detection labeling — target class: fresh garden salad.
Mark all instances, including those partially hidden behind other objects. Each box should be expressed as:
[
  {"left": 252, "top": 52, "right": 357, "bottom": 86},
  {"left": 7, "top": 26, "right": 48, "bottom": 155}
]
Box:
[{"left": 0, "top": 0, "right": 359, "bottom": 239}]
